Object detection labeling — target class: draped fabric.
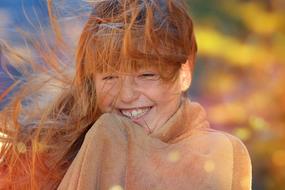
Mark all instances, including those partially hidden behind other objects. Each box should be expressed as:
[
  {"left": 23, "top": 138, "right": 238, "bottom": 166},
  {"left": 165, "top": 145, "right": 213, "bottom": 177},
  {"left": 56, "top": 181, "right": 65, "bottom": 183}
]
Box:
[{"left": 58, "top": 99, "right": 252, "bottom": 190}]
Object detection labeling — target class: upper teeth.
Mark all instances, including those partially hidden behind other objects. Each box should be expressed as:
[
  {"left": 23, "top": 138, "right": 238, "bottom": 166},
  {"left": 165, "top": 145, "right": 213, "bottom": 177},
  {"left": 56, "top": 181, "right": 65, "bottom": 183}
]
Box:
[{"left": 121, "top": 107, "right": 150, "bottom": 119}]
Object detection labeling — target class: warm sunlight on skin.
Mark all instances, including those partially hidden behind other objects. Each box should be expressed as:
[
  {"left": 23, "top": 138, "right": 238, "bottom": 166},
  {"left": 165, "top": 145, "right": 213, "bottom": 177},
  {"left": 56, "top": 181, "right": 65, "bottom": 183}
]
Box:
[{"left": 95, "top": 63, "right": 191, "bottom": 134}]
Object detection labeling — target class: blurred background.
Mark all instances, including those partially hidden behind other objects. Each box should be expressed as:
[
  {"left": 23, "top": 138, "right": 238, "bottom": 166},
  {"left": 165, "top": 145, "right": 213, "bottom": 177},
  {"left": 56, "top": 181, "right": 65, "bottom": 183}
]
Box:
[
  {"left": 187, "top": 0, "right": 285, "bottom": 189},
  {"left": 0, "top": 0, "right": 285, "bottom": 189}
]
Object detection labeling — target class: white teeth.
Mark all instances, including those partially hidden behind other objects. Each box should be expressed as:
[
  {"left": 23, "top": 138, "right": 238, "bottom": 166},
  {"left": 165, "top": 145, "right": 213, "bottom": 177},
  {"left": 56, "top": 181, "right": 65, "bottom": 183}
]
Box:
[
  {"left": 121, "top": 107, "right": 150, "bottom": 119},
  {"left": 122, "top": 111, "right": 132, "bottom": 118}
]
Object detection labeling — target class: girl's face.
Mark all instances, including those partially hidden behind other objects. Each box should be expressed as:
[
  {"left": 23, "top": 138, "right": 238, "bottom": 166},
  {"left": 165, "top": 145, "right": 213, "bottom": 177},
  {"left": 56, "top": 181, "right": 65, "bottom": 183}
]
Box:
[{"left": 95, "top": 64, "right": 191, "bottom": 133}]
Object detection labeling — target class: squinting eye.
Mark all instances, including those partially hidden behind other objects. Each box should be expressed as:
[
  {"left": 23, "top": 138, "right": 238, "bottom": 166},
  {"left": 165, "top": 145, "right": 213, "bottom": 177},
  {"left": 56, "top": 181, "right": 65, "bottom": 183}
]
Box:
[
  {"left": 137, "top": 73, "right": 160, "bottom": 80},
  {"left": 102, "top": 75, "right": 118, "bottom": 81}
]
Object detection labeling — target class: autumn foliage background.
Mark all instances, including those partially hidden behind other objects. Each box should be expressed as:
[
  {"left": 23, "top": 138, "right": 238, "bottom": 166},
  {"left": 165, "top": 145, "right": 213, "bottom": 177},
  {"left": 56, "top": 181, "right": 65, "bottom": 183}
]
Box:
[
  {"left": 187, "top": 0, "right": 285, "bottom": 189},
  {"left": 0, "top": 0, "right": 285, "bottom": 189}
]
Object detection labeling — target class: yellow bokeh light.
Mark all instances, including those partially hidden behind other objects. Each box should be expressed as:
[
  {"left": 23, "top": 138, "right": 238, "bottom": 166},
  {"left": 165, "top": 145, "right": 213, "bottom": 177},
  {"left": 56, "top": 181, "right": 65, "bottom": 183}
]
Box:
[
  {"left": 249, "top": 116, "right": 268, "bottom": 131},
  {"left": 235, "top": 3, "right": 282, "bottom": 35},
  {"left": 196, "top": 26, "right": 285, "bottom": 67},
  {"left": 234, "top": 128, "right": 251, "bottom": 141},
  {"left": 204, "top": 160, "right": 215, "bottom": 173},
  {"left": 167, "top": 150, "right": 181, "bottom": 163},
  {"left": 109, "top": 185, "right": 124, "bottom": 190}
]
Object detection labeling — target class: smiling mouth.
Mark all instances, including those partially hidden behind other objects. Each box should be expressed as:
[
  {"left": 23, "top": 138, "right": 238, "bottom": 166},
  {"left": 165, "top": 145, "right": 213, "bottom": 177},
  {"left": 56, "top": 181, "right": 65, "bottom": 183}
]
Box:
[{"left": 119, "top": 106, "right": 152, "bottom": 120}]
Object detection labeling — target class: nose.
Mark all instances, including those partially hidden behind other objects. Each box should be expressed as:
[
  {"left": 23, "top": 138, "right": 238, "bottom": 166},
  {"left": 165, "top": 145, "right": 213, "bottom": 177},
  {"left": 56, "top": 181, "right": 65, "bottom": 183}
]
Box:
[{"left": 118, "top": 76, "right": 139, "bottom": 103}]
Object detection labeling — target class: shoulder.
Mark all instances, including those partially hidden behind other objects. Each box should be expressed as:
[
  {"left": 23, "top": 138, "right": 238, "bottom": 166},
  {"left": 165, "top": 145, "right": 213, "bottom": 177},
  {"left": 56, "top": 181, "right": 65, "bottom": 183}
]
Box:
[
  {"left": 182, "top": 129, "right": 252, "bottom": 189},
  {"left": 186, "top": 129, "right": 252, "bottom": 166},
  {"left": 220, "top": 131, "right": 251, "bottom": 157},
  {"left": 189, "top": 128, "right": 250, "bottom": 156},
  {"left": 205, "top": 130, "right": 252, "bottom": 167},
  {"left": 201, "top": 130, "right": 252, "bottom": 189}
]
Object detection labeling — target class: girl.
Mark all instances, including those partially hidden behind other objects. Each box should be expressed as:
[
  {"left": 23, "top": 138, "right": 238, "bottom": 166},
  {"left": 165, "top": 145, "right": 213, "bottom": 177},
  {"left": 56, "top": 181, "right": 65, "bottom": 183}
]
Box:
[{"left": 0, "top": 0, "right": 252, "bottom": 189}]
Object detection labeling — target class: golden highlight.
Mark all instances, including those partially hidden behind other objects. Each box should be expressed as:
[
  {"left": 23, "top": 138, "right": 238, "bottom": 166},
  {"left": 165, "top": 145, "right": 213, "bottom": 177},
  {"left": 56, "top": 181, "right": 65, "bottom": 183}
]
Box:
[{"left": 0, "top": 0, "right": 197, "bottom": 189}]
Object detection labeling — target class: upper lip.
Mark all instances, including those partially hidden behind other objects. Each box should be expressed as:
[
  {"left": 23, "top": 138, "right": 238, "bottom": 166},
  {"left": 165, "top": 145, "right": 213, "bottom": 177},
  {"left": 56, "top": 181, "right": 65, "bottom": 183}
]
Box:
[{"left": 118, "top": 106, "right": 153, "bottom": 110}]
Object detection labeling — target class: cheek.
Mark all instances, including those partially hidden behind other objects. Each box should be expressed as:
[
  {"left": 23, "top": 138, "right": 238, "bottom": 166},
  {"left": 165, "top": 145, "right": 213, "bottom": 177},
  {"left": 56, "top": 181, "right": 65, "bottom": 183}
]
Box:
[
  {"left": 96, "top": 92, "right": 109, "bottom": 112},
  {"left": 95, "top": 83, "right": 116, "bottom": 112},
  {"left": 149, "top": 84, "right": 181, "bottom": 103},
  {"left": 97, "top": 92, "right": 119, "bottom": 113}
]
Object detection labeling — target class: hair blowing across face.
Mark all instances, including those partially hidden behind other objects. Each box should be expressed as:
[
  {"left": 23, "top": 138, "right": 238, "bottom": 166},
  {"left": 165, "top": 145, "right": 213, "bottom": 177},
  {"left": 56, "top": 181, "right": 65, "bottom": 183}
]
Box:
[
  {"left": 0, "top": 0, "right": 197, "bottom": 189},
  {"left": 76, "top": 0, "right": 197, "bottom": 79}
]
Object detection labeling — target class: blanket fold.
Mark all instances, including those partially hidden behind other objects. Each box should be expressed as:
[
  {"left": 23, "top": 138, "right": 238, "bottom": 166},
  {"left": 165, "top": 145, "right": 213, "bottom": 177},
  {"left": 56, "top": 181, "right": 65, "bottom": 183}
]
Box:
[{"left": 58, "top": 99, "right": 252, "bottom": 190}]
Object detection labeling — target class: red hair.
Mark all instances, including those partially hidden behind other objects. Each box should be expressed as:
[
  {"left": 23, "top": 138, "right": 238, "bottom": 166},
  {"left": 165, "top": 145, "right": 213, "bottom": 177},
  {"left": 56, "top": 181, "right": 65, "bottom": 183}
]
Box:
[{"left": 0, "top": 0, "right": 197, "bottom": 188}]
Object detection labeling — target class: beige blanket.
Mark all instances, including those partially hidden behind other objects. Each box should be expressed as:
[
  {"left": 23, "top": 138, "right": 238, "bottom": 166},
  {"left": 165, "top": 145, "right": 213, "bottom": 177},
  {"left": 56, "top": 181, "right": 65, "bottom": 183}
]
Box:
[{"left": 58, "top": 100, "right": 252, "bottom": 190}]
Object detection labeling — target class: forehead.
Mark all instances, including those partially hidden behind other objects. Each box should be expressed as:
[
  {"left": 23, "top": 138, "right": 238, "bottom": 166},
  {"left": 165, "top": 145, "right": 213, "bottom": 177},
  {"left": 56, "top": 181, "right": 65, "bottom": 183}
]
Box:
[
  {"left": 81, "top": 22, "right": 187, "bottom": 75},
  {"left": 98, "top": 62, "right": 160, "bottom": 74},
  {"left": 103, "top": 63, "right": 181, "bottom": 82},
  {"left": 84, "top": 46, "right": 181, "bottom": 75}
]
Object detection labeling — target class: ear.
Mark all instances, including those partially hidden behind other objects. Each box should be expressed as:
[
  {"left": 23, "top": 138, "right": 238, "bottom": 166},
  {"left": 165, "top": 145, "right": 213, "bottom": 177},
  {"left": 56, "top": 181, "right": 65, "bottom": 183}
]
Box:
[{"left": 180, "top": 60, "right": 192, "bottom": 92}]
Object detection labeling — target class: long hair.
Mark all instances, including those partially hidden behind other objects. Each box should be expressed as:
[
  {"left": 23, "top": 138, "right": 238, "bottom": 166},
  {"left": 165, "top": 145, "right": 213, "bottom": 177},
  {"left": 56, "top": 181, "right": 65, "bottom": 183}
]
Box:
[{"left": 0, "top": 0, "right": 197, "bottom": 189}]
